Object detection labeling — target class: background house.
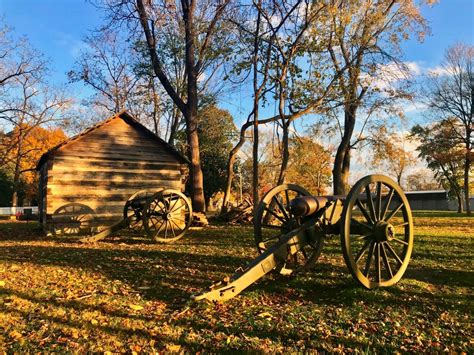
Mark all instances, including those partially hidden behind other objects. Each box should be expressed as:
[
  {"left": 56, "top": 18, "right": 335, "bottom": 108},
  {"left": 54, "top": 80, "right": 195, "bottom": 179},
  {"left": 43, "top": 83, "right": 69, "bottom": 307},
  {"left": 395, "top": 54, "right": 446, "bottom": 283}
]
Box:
[{"left": 403, "top": 190, "right": 459, "bottom": 211}]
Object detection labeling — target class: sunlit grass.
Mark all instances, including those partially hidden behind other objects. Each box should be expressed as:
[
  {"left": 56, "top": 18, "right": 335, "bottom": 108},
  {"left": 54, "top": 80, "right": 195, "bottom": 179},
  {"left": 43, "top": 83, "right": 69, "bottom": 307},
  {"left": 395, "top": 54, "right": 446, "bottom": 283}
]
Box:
[{"left": 0, "top": 212, "right": 471, "bottom": 352}]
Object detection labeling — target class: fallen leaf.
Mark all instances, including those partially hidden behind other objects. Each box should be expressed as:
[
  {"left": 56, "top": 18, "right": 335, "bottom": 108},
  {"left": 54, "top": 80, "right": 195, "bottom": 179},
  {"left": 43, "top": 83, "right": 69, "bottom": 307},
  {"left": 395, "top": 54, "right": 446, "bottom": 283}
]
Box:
[
  {"left": 166, "top": 344, "right": 181, "bottom": 352},
  {"left": 129, "top": 304, "right": 144, "bottom": 311},
  {"left": 9, "top": 330, "right": 22, "bottom": 340}
]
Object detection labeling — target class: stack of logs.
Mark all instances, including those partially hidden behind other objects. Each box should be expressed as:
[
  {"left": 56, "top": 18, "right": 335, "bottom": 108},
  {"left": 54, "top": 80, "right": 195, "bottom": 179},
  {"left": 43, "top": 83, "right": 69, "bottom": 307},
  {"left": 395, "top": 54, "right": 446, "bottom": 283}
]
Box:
[
  {"left": 217, "top": 197, "right": 254, "bottom": 224},
  {"left": 192, "top": 212, "right": 209, "bottom": 227}
]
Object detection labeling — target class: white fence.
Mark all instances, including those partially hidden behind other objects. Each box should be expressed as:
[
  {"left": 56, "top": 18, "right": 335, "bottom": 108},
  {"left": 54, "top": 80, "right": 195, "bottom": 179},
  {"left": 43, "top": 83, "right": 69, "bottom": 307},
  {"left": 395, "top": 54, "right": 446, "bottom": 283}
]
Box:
[{"left": 0, "top": 206, "right": 38, "bottom": 216}]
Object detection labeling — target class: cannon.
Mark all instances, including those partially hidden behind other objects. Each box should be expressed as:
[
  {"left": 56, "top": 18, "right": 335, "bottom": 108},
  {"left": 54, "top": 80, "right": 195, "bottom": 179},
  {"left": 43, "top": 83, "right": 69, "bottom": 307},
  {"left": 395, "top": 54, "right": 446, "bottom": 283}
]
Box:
[
  {"left": 78, "top": 188, "right": 193, "bottom": 243},
  {"left": 195, "top": 175, "right": 414, "bottom": 302}
]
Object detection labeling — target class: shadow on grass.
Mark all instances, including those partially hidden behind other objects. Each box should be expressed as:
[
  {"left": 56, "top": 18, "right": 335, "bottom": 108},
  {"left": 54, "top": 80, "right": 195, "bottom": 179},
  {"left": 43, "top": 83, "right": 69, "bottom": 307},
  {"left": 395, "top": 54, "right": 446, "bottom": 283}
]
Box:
[
  {"left": 0, "top": 242, "right": 251, "bottom": 305},
  {"left": 0, "top": 291, "right": 180, "bottom": 350}
]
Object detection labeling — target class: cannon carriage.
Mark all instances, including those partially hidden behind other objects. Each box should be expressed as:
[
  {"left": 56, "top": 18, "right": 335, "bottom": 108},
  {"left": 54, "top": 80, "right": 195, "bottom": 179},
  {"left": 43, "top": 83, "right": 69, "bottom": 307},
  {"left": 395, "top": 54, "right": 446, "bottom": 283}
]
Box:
[
  {"left": 49, "top": 188, "right": 193, "bottom": 243},
  {"left": 81, "top": 188, "right": 193, "bottom": 243},
  {"left": 195, "top": 174, "right": 414, "bottom": 302}
]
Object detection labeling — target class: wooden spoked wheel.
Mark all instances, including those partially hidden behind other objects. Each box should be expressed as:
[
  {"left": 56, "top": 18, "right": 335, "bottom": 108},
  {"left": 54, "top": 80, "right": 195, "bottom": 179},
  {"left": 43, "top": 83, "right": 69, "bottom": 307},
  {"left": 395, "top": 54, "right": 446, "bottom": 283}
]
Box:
[
  {"left": 143, "top": 189, "right": 193, "bottom": 243},
  {"left": 254, "top": 184, "right": 324, "bottom": 273},
  {"left": 123, "top": 189, "right": 160, "bottom": 232},
  {"left": 50, "top": 203, "right": 96, "bottom": 236},
  {"left": 341, "top": 175, "right": 414, "bottom": 289}
]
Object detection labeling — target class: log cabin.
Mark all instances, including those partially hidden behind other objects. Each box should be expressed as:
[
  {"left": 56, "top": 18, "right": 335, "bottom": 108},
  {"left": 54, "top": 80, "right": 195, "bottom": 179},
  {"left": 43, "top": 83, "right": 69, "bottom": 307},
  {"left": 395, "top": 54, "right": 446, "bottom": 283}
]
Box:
[{"left": 36, "top": 110, "right": 188, "bottom": 235}]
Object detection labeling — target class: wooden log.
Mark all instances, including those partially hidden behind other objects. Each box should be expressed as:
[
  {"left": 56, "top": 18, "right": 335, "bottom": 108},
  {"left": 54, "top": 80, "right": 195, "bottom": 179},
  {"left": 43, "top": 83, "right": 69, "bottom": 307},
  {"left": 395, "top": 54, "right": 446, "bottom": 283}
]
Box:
[
  {"left": 46, "top": 186, "right": 167, "bottom": 197},
  {"left": 47, "top": 177, "right": 182, "bottom": 187},
  {"left": 52, "top": 156, "right": 182, "bottom": 170},
  {"left": 63, "top": 141, "right": 175, "bottom": 155},
  {"left": 54, "top": 149, "right": 178, "bottom": 162},
  {"left": 48, "top": 171, "right": 181, "bottom": 182}
]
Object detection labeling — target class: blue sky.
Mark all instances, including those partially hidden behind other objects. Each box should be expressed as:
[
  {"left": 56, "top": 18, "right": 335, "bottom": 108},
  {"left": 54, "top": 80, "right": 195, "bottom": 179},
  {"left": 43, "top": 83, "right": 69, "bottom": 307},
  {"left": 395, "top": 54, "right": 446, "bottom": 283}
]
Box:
[
  {"left": 1, "top": 0, "right": 472, "bottom": 104},
  {"left": 0, "top": 0, "right": 104, "bottom": 86},
  {"left": 0, "top": 0, "right": 472, "bottom": 185}
]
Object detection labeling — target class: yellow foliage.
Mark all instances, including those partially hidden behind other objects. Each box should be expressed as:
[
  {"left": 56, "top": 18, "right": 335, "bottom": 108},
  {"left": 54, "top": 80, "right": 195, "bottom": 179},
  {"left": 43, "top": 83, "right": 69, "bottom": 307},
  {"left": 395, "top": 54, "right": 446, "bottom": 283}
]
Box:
[{"left": 129, "top": 304, "right": 144, "bottom": 311}]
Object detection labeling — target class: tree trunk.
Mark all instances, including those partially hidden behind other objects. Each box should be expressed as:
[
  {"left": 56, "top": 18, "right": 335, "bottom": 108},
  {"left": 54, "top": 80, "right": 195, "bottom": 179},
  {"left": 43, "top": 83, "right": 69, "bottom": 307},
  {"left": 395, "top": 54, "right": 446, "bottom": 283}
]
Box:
[
  {"left": 168, "top": 106, "right": 180, "bottom": 145},
  {"left": 222, "top": 145, "right": 240, "bottom": 213},
  {"left": 205, "top": 195, "right": 211, "bottom": 210},
  {"left": 333, "top": 106, "right": 356, "bottom": 195},
  {"left": 185, "top": 113, "right": 206, "bottom": 212},
  {"left": 252, "top": 103, "right": 259, "bottom": 206},
  {"left": 252, "top": 3, "right": 261, "bottom": 209},
  {"left": 277, "top": 121, "right": 290, "bottom": 185},
  {"left": 183, "top": 0, "right": 206, "bottom": 213},
  {"left": 341, "top": 146, "right": 351, "bottom": 193},
  {"left": 11, "top": 140, "right": 22, "bottom": 208},
  {"left": 456, "top": 189, "right": 464, "bottom": 213},
  {"left": 151, "top": 77, "right": 160, "bottom": 135},
  {"left": 464, "top": 141, "right": 471, "bottom": 215}
]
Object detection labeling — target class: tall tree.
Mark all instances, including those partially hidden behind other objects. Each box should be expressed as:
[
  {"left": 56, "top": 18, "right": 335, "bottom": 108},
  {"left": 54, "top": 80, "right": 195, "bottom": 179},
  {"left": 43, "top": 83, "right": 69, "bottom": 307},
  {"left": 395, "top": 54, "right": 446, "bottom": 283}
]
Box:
[
  {"left": 176, "top": 105, "right": 237, "bottom": 208},
  {"left": 426, "top": 44, "right": 473, "bottom": 215},
  {"left": 0, "top": 25, "right": 71, "bottom": 207},
  {"left": 286, "top": 136, "right": 332, "bottom": 195},
  {"left": 369, "top": 127, "right": 417, "bottom": 187},
  {"left": 99, "top": 0, "right": 234, "bottom": 213},
  {"left": 0, "top": 72, "right": 71, "bottom": 207},
  {"left": 411, "top": 119, "right": 466, "bottom": 213},
  {"left": 137, "top": 0, "right": 233, "bottom": 214},
  {"left": 322, "top": 0, "right": 432, "bottom": 194},
  {"left": 221, "top": 0, "right": 343, "bottom": 209},
  {"left": 1, "top": 125, "right": 66, "bottom": 206}
]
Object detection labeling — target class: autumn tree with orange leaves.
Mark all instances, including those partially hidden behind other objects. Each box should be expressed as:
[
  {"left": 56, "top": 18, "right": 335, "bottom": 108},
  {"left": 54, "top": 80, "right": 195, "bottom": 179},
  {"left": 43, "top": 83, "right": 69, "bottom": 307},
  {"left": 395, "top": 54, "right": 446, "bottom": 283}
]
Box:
[
  {"left": 0, "top": 26, "right": 71, "bottom": 207},
  {"left": 0, "top": 126, "right": 66, "bottom": 206}
]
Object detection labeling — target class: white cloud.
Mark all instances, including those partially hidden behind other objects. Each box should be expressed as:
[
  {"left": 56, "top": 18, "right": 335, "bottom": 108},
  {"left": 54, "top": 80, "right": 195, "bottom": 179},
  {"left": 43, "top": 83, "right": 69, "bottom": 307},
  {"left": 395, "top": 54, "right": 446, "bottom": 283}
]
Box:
[
  {"left": 362, "top": 61, "right": 420, "bottom": 91},
  {"left": 54, "top": 31, "right": 88, "bottom": 58},
  {"left": 426, "top": 65, "right": 450, "bottom": 77},
  {"left": 400, "top": 101, "right": 428, "bottom": 113}
]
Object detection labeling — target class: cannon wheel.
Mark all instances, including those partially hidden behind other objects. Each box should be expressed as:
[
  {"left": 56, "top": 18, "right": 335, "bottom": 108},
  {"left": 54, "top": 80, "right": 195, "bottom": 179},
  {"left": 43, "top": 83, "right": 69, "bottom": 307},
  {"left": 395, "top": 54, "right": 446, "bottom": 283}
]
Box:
[
  {"left": 341, "top": 175, "right": 414, "bottom": 289},
  {"left": 123, "top": 189, "right": 161, "bottom": 232},
  {"left": 49, "top": 203, "right": 96, "bottom": 236},
  {"left": 254, "top": 184, "right": 324, "bottom": 273},
  {"left": 143, "top": 189, "right": 193, "bottom": 243}
]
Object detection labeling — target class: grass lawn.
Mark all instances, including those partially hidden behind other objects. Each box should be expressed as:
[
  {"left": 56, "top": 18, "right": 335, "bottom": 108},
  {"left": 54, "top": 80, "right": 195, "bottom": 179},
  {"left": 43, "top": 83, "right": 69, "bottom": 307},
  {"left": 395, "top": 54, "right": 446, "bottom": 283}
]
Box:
[{"left": 0, "top": 211, "right": 472, "bottom": 352}]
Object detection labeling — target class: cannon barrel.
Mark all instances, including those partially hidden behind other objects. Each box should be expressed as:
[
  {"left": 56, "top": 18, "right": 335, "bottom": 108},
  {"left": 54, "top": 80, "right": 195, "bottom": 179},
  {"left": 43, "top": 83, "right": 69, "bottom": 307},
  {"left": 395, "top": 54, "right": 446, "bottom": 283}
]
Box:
[{"left": 289, "top": 196, "right": 328, "bottom": 217}]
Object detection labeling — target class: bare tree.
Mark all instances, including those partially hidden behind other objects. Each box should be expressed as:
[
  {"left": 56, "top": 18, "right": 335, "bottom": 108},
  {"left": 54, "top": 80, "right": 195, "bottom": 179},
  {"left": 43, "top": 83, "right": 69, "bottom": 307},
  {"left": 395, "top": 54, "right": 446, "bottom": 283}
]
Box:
[
  {"left": 221, "top": 0, "right": 343, "bottom": 208},
  {"left": 426, "top": 43, "right": 473, "bottom": 215},
  {"left": 322, "top": 0, "right": 432, "bottom": 195},
  {"left": 0, "top": 24, "right": 44, "bottom": 89},
  {"left": 68, "top": 30, "right": 140, "bottom": 114},
  {"left": 0, "top": 74, "right": 71, "bottom": 207},
  {"left": 136, "top": 0, "right": 235, "bottom": 213},
  {"left": 96, "top": 0, "right": 234, "bottom": 214}
]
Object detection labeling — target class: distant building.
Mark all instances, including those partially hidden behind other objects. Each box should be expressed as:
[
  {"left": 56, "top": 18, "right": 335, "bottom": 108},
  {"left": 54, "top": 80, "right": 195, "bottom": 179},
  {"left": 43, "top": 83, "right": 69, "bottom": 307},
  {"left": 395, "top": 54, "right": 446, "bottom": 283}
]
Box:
[{"left": 403, "top": 190, "right": 459, "bottom": 211}]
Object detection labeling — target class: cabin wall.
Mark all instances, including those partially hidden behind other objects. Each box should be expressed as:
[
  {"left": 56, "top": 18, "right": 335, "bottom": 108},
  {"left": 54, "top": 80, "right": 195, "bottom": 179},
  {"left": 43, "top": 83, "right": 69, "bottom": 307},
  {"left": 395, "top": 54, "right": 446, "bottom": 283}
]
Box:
[{"left": 44, "top": 118, "right": 186, "bottom": 234}]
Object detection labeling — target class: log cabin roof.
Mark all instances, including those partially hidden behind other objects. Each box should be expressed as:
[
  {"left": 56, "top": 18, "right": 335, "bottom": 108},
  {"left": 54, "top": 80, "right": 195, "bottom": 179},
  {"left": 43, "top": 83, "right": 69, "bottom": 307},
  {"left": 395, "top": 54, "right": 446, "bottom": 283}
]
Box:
[{"left": 36, "top": 110, "right": 188, "bottom": 170}]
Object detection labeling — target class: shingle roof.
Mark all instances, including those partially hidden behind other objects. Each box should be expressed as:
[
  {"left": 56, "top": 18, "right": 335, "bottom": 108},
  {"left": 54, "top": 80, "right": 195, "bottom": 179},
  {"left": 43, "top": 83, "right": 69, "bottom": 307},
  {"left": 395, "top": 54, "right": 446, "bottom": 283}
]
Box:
[{"left": 36, "top": 110, "right": 188, "bottom": 170}]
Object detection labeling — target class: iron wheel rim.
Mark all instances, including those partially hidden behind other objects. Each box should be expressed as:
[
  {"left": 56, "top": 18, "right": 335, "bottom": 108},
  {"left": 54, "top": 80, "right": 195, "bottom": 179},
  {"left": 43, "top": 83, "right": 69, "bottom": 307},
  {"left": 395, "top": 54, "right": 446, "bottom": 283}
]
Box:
[{"left": 341, "top": 175, "right": 414, "bottom": 288}]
